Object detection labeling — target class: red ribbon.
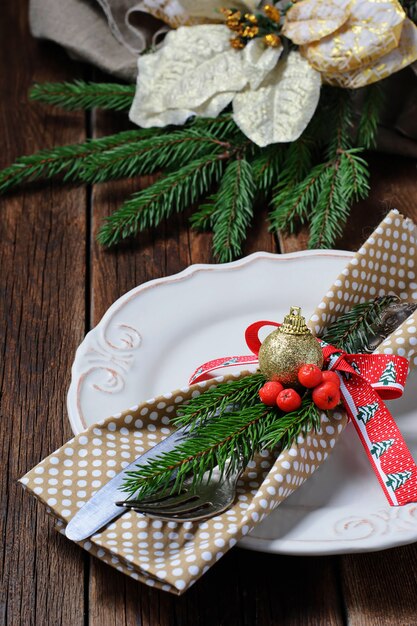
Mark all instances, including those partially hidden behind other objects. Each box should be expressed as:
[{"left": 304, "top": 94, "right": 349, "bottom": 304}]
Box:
[{"left": 189, "top": 321, "right": 417, "bottom": 506}]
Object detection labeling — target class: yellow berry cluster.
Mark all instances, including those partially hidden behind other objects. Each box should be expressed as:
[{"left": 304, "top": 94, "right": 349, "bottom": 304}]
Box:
[{"left": 221, "top": 4, "right": 283, "bottom": 50}]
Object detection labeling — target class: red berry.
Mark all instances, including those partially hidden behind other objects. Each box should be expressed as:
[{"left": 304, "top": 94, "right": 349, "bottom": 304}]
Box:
[
  {"left": 259, "top": 381, "right": 284, "bottom": 406},
  {"left": 276, "top": 388, "right": 302, "bottom": 412},
  {"left": 297, "top": 364, "right": 323, "bottom": 388},
  {"left": 312, "top": 382, "right": 341, "bottom": 410},
  {"left": 321, "top": 371, "right": 340, "bottom": 388}
]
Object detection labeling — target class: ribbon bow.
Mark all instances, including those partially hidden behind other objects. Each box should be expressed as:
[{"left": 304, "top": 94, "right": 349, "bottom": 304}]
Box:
[{"left": 190, "top": 321, "right": 417, "bottom": 506}]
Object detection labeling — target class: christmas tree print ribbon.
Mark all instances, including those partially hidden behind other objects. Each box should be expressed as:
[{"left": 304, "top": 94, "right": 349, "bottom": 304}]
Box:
[{"left": 189, "top": 321, "right": 417, "bottom": 506}]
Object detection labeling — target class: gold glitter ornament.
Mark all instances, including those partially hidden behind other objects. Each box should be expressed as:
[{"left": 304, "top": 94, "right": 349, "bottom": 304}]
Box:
[{"left": 258, "top": 306, "right": 323, "bottom": 385}]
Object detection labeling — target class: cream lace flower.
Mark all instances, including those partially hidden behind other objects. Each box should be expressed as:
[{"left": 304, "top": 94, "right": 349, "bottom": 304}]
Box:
[
  {"left": 283, "top": 0, "right": 417, "bottom": 88},
  {"left": 129, "top": 23, "right": 321, "bottom": 147},
  {"left": 129, "top": 0, "right": 417, "bottom": 146}
]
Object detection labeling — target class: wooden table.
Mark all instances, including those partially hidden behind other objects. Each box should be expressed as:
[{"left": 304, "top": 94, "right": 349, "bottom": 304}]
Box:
[{"left": 2, "top": 3, "right": 417, "bottom": 625}]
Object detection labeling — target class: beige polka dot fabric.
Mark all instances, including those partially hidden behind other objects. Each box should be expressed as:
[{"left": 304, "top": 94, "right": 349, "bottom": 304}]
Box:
[
  {"left": 20, "top": 373, "right": 347, "bottom": 595},
  {"left": 310, "top": 210, "right": 417, "bottom": 368}
]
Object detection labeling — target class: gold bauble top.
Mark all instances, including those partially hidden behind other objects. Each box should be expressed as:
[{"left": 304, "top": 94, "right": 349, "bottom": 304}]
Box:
[
  {"left": 279, "top": 306, "right": 310, "bottom": 335},
  {"left": 258, "top": 305, "right": 323, "bottom": 385}
]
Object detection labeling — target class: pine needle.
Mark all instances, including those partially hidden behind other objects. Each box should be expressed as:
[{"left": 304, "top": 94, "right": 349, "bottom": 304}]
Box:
[
  {"left": 30, "top": 80, "right": 136, "bottom": 111},
  {"left": 210, "top": 158, "right": 256, "bottom": 262},
  {"left": 122, "top": 394, "right": 321, "bottom": 500},
  {"left": 320, "top": 296, "right": 399, "bottom": 353},
  {"left": 0, "top": 130, "right": 154, "bottom": 193},
  {"left": 121, "top": 403, "right": 275, "bottom": 498},
  {"left": 268, "top": 136, "right": 314, "bottom": 232},
  {"left": 308, "top": 148, "right": 369, "bottom": 248},
  {"left": 80, "top": 129, "right": 231, "bottom": 183},
  {"left": 251, "top": 145, "right": 285, "bottom": 195},
  {"left": 98, "top": 153, "right": 226, "bottom": 246},
  {"left": 174, "top": 373, "right": 265, "bottom": 431},
  {"left": 356, "top": 83, "right": 384, "bottom": 149}
]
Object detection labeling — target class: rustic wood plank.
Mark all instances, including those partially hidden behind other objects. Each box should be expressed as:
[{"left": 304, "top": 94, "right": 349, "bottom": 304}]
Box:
[
  {"left": 340, "top": 545, "right": 417, "bottom": 626},
  {"left": 0, "top": 3, "right": 87, "bottom": 625}
]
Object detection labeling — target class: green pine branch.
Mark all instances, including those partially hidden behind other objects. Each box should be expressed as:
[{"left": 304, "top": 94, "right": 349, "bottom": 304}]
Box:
[
  {"left": 80, "top": 129, "right": 231, "bottom": 184},
  {"left": 268, "top": 136, "right": 315, "bottom": 232},
  {"left": 210, "top": 158, "right": 256, "bottom": 262},
  {"left": 122, "top": 394, "right": 321, "bottom": 499},
  {"left": 97, "top": 153, "right": 226, "bottom": 246},
  {"left": 251, "top": 144, "right": 285, "bottom": 196},
  {"left": 356, "top": 83, "right": 385, "bottom": 149},
  {"left": 320, "top": 295, "right": 399, "bottom": 353},
  {"left": 0, "top": 129, "right": 157, "bottom": 193},
  {"left": 174, "top": 373, "right": 265, "bottom": 431},
  {"left": 308, "top": 148, "right": 369, "bottom": 248},
  {"left": 270, "top": 89, "right": 370, "bottom": 248},
  {"left": 260, "top": 397, "right": 322, "bottom": 450},
  {"left": 121, "top": 403, "right": 275, "bottom": 498},
  {"left": 30, "top": 80, "right": 136, "bottom": 111}
]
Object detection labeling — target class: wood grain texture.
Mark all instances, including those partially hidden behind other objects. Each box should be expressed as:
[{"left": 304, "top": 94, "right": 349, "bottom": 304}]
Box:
[
  {"left": 0, "top": 2, "right": 87, "bottom": 625},
  {"left": 1, "top": 5, "right": 417, "bottom": 625}
]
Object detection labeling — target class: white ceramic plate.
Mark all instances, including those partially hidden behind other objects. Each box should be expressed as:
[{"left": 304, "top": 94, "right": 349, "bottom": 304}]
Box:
[{"left": 68, "top": 250, "right": 417, "bottom": 555}]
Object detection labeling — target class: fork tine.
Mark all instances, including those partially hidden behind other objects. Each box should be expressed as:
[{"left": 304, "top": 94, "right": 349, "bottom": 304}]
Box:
[{"left": 116, "top": 492, "right": 200, "bottom": 514}]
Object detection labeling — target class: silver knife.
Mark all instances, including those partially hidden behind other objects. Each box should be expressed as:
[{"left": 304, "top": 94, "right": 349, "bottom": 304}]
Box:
[{"left": 65, "top": 424, "right": 190, "bottom": 542}]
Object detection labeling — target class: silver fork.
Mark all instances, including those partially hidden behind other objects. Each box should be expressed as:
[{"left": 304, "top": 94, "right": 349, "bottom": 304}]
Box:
[{"left": 115, "top": 464, "right": 243, "bottom": 522}]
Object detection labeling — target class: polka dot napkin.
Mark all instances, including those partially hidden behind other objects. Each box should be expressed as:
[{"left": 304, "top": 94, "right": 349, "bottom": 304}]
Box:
[
  {"left": 20, "top": 209, "right": 416, "bottom": 595},
  {"left": 20, "top": 375, "right": 346, "bottom": 594},
  {"left": 310, "top": 209, "right": 417, "bottom": 368}
]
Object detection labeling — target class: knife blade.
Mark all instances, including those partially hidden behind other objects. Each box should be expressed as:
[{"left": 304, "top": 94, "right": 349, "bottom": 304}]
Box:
[{"left": 65, "top": 424, "right": 190, "bottom": 542}]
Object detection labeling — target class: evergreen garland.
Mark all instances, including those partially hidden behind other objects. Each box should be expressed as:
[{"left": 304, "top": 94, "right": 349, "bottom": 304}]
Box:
[{"left": 0, "top": 79, "right": 382, "bottom": 261}]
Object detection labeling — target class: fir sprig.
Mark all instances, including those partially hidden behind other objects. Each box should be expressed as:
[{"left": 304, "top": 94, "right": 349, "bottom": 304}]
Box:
[
  {"left": 260, "top": 397, "right": 322, "bottom": 450},
  {"left": 0, "top": 129, "right": 155, "bottom": 193},
  {"left": 174, "top": 373, "right": 265, "bottom": 431},
  {"left": 30, "top": 80, "right": 136, "bottom": 111},
  {"left": 80, "top": 129, "right": 231, "bottom": 184},
  {"left": 356, "top": 83, "right": 385, "bottom": 149},
  {"left": 97, "top": 153, "right": 226, "bottom": 245},
  {"left": 122, "top": 394, "right": 321, "bottom": 499},
  {"left": 122, "top": 403, "right": 275, "bottom": 498},
  {"left": 270, "top": 90, "right": 370, "bottom": 248},
  {"left": 211, "top": 158, "right": 256, "bottom": 262},
  {"left": 320, "top": 295, "right": 399, "bottom": 353},
  {"left": 0, "top": 79, "right": 383, "bottom": 258}
]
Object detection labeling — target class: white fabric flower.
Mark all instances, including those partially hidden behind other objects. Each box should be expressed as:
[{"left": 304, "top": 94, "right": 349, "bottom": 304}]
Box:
[{"left": 129, "top": 24, "right": 321, "bottom": 146}]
